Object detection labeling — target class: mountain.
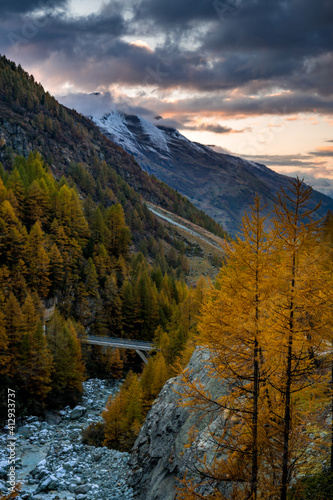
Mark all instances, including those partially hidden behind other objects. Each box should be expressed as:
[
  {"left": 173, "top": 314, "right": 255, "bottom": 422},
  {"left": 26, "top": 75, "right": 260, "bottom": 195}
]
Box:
[{"left": 92, "top": 110, "right": 333, "bottom": 235}]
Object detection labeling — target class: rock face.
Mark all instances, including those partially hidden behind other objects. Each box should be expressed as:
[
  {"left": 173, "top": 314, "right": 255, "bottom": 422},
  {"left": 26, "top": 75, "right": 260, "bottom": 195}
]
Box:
[{"left": 129, "top": 348, "right": 230, "bottom": 500}]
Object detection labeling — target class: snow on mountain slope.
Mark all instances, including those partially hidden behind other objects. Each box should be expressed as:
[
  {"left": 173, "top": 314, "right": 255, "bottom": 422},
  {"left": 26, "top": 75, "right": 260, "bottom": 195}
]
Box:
[
  {"left": 93, "top": 111, "right": 142, "bottom": 156},
  {"left": 90, "top": 110, "right": 333, "bottom": 235}
]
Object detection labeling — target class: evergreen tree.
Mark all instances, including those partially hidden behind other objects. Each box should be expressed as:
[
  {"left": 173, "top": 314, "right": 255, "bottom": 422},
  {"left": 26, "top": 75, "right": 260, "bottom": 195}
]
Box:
[{"left": 46, "top": 311, "right": 85, "bottom": 406}]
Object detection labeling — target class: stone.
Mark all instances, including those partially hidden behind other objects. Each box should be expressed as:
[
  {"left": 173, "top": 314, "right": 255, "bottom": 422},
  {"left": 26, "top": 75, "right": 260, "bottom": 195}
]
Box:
[
  {"left": 69, "top": 406, "right": 87, "bottom": 420},
  {"left": 0, "top": 479, "right": 7, "bottom": 493},
  {"left": 0, "top": 378, "right": 133, "bottom": 500},
  {"left": 75, "top": 484, "right": 90, "bottom": 494},
  {"left": 45, "top": 410, "right": 62, "bottom": 425},
  {"left": 26, "top": 416, "right": 39, "bottom": 424},
  {"left": 36, "top": 468, "right": 49, "bottom": 480},
  {"left": 35, "top": 475, "right": 53, "bottom": 493}
]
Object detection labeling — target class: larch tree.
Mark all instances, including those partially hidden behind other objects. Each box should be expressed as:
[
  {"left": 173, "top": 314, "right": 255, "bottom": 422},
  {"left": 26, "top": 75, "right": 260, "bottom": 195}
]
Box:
[
  {"left": 177, "top": 196, "right": 274, "bottom": 500},
  {"left": 268, "top": 179, "right": 331, "bottom": 499}
]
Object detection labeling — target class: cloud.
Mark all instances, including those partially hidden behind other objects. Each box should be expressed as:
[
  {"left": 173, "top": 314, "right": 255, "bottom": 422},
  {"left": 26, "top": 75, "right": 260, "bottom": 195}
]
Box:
[
  {"left": 197, "top": 124, "right": 234, "bottom": 134},
  {"left": 182, "top": 122, "right": 249, "bottom": 134},
  {"left": 242, "top": 154, "right": 321, "bottom": 169},
  {"left": 58, "top": 91, "right": 116, "bottom": 117},
  {"left": 1, "top": 0, "right": 66, "bottom": 15},
  {"left": 308, "top": 146, "right": 333, "bottom": 157},
  {"left": 0, "top": 0, "right": 332, "bottom": 122}
]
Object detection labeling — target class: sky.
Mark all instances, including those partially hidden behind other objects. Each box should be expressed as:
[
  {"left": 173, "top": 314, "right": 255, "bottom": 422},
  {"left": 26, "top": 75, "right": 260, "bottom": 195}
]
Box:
[{"left": 0, "top": 0, "right": 333, "bottom": 194}]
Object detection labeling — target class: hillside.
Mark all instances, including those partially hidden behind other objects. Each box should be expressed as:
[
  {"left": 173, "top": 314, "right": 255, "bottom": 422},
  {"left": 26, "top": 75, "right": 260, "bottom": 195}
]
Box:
[{"left": 91, "top": 109, "right": 333, "bottom": 235}]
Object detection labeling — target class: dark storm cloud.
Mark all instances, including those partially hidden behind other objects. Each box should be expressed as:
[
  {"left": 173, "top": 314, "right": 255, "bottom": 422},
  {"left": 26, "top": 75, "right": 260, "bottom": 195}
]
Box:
[
  {"left": 1, "top": 0, "right": 332, "bottom": 118},
  {"left": 159, "top": 92, "right": 333, "bottom": 117},
  {"left": 134, "top": 0, "right": 217, "bottom": 27},
  {"left": 132, "top": 0, "right": 333, "bottom": 97},
  {"left": 198, "top": 124, "right": 233, "bottom": 134},
  {"left": 181, "top": 122, "right": 247, "bottom": 134},
  {"left": 1, "top": 0, "right": 67, "bottom": 15}
]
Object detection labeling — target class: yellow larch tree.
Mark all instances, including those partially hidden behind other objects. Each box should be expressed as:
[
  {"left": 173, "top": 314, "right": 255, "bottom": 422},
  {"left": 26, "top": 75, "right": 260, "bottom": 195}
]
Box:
[
  {"left": 177, "top": 196, "right": 274, "bottom": 500},
  {"left": 268, "top": 179, "right": 332, "bottom": 499},
  {"left": 177, "top": 180, "right": 333, "bottom": 500}
]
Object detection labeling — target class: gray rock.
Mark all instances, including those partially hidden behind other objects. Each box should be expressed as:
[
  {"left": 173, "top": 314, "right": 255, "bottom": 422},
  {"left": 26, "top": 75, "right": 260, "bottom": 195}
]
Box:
[
  {"left": 45, "top": 410, "right": 62, "bottom": 425},
  {"left": 75, "top": 484, "right": 90, "bottom": 494},
  {"left": 35, "top": 475, "right": 56, "bottom": 493},
  {"left": 0, "top": 479, "right": 7, "bottom": 493},
  {"left": 36, "top": 468, "right": 49, "bottom": 480},
  {"left": 129, "top": 348, "right": 229, "bottom": 500},
  {"left": 26, "top": 416, "right": 39, "bottom": 424},
  {"left": 0, "top": 468, "right": 7, "bottom": 480},
  {"left": 70, "top": 406, "right": 87, "bottom": 420}
]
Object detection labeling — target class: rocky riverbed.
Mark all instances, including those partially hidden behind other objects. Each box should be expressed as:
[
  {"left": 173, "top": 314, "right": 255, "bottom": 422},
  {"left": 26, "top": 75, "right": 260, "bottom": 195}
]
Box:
[{"left": 0, "top": 379, "right": 134, "bottom": 500}]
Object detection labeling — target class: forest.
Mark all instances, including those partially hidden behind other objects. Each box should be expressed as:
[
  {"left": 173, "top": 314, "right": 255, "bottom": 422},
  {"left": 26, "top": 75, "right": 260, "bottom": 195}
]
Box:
[
  {"left": 0, "top": 55, "right": 226, "bottom": 240},
  {"left": 0, "top": 151, "right": 207, "bottom": 451}
]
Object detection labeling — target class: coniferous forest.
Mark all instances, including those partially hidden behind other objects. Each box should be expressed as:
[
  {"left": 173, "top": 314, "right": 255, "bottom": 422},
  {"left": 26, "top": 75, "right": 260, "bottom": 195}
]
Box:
[{"left": 0, "top": 151, "right": 207, "bottom": 429}]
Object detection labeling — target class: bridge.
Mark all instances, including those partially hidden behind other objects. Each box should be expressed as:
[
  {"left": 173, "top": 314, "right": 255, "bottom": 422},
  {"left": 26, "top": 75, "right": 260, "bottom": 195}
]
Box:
[{"left": 82, "top": 335, "right": 155, "bottom": 364}]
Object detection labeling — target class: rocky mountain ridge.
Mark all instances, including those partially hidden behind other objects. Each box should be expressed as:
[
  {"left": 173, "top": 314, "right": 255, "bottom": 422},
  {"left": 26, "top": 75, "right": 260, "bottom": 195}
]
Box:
[{"left": 92, "top": 109, "right": 333, "bottom": 235}]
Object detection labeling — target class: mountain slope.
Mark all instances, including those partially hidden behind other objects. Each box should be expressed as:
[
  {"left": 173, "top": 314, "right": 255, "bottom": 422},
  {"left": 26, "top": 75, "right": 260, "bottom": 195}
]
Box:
[{"left": 92, "top": 110, "right": 333, "bottom": 234}]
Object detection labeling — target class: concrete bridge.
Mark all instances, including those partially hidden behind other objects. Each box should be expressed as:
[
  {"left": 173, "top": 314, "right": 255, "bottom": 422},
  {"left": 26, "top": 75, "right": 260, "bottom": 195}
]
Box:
[{"left": 82, "top": 335, "right": 154, "bottom": 364}]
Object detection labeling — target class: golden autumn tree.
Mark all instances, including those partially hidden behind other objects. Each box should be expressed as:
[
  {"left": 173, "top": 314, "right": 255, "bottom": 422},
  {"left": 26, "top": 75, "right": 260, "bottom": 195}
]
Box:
[
  {"left": 267, "top": 179, "right": 331, "bottom": 500},
  {"left": 103, "top": 371, "right": 144, "bottom": 451},
  {"left": 45, "top": 310, "right": 85, "bottom": 406},
  {"left": 18, "top": 295, "right": 53, "bottom": 402},
  {"left": 177, "top": 196, "right": 273, "bottom": 500},
  {"left": 177, "top": 180, "right": 332, "bottom": 500}
]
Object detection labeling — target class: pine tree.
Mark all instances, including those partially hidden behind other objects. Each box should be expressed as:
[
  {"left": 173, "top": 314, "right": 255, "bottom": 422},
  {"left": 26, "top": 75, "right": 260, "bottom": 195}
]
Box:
[
  {"left": 5, "top": 293, "right": 23, "bottom": 375},
  {"left": 6, "top": 168, "right": 25, "bottom": 217},
  {"left": 178, "top": 197, "right": 273, "bottom": 499},
  {"left": 19, "top": 321, "right": 53, "bottom": 401},
  {"left": 25, "top": 178, "right": 50, "bottom": 228},
  {"left": 106, "top": 203, "right": 131, "bottom": 258}
]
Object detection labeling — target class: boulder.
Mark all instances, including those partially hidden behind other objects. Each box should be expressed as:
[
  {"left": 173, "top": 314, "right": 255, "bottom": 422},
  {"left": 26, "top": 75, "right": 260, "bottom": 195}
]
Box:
[
  {"left": 69, "top": 406, "right": 87, "bottom": 420},
  {"left": 35, "top": 474, "right": 59, "bottom": 493}
]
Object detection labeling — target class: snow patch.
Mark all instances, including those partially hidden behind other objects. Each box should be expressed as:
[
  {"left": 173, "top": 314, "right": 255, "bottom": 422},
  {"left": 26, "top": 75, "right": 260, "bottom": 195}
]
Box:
[
  {"left": 92, "top": 111, "right": 142, "bottom": 156},
  {"left": 138, "top": 116, "right": 170, "bottom": 153}
]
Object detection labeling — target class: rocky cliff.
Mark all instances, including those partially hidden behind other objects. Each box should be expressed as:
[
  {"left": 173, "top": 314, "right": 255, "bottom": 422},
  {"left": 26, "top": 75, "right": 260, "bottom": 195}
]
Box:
[{"left": 128, "top": 348, "right": 231, "bottom": 500}]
